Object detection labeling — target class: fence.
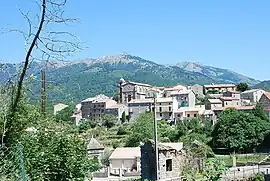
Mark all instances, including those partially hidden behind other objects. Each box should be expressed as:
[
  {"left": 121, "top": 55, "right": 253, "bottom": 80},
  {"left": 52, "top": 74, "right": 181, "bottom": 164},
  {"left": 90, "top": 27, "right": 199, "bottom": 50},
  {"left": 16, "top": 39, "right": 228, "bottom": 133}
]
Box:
[
  {"left": 0, "top": 143, "right": 27, "bottom": 181},
  {"left": 223, "top": 164, "right": 270, "bottom": 180}
]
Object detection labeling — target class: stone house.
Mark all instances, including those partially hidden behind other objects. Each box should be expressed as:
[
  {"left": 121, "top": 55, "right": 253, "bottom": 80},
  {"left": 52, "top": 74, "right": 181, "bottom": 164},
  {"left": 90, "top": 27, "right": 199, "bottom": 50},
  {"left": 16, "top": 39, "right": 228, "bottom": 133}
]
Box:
[
  {"left": 53, "top": 103, "right": 68, "bottom": 115},
  {"left": 109, "top": 147, "right": 141, "bottom": 177},
  {"left": 81, "top": 94, "right": 117, "bottom": 120},
  {"left": 241, "top": 89, "right": 266, "bottom": 103},
  {"left": 259, "top": 92, "right": 270, "bottom": 117},
  {"left": 118, "top": 79, "right": 152, "bottom": 103},
  {"left": 204, "top": 84, "right": 236, "bottom": 94},
  {"left": 87, "top": 136, "right": 105, "bottom": 162},
  {"left": 170, "top": 89, "right": 196, "bottom": 108},
  {"left": 141, "top": 141, "right": 185, "bottom": 181},
  {"left": 188, "top": 84, "right": 204, "bottom": 97}
]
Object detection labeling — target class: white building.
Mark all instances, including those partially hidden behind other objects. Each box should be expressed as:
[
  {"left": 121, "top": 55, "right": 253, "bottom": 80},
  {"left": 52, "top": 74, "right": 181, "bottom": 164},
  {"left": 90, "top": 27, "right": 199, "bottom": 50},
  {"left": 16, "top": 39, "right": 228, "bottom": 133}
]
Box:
[
  {"left": 109, "top": 147, "right": 141, "bottom": 176},
  {"left": 170, "top": 89, "right": 196, "bottom": 108}
]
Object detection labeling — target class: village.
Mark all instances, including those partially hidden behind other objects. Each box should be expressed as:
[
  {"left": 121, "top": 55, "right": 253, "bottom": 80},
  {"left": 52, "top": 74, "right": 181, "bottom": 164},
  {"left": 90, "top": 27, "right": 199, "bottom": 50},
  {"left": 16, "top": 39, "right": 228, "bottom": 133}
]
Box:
[{"left": 53, "top": 79, "right": 270, "bottom": 180}]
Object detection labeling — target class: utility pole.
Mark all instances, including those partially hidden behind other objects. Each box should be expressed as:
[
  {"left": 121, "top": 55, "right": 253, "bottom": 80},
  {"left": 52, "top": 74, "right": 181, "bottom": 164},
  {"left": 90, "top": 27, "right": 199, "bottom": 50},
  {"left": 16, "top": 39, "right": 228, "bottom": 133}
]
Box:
[
  {"left": 153, "top": 94, "right": 159, "bottom": 181},
  {"left": 41, "top": 70, "right": 46, "bottom": 115}
]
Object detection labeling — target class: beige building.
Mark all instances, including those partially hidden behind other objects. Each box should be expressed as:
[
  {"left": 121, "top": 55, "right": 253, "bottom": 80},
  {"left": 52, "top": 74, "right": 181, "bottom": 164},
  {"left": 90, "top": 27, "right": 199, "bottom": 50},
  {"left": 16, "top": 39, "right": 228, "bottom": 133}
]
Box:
[
  {"left": 204, "top": 84, "right": 236, "bottom": 94},
  {"left": 128, "top": 99, "right": 154, "bottom": 115},
  {"left": 119, "top": 79, "right": 152, "bottom": 103},
  {"left": 104, "top": 104, "right": 128, "bottom": 121},
  {"left": 53, "top": 103, "right": 68, "bottom": 115},
  {"left": 155, "top": 97, "right": 177, "bottom": 121},
  {"left": 170, "top": 89, "right": 196, "bottom": 108},
  {"left": 109, "top": 147, "right": 141, "bottom": 176},
  {"left": 174, "top": 107, "right": 205, "bottom": 121},
  {"left": 206, "top": 99, "right": 222, "bottom": 110},
  {"left": 220, "top": 97, "right": 240, "bottom": 107},
  {"left": 241, "top": 89, "right": 266, "bottom": 103},
  {"left": 81, "top": 94, "right": 118, "bottom": 120}
]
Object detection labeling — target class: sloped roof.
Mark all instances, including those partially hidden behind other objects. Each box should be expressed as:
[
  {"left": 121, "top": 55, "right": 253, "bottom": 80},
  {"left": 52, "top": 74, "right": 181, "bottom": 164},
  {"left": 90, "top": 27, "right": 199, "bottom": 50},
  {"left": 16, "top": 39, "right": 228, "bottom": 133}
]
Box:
[
  {"left": 87, "top": 137, "right": 104, "bottom": 150},
  {"left": 208, "top": 99, "right": 222, "bottom": 104},
  {"left": 170, "top": 89, "right": 193, "bottom": 96},
  {"left": 264, "top": 92, "right": 270, "bottom": 100},
  {"left": 109, "top": 147, "right": 140, "bottom": 159}
]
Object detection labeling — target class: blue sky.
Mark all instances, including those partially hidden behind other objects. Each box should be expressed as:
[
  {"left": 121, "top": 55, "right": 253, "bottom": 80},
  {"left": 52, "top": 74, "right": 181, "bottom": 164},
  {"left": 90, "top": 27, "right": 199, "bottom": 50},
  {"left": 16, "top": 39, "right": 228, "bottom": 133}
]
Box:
[{"left": 0, "top": 0, "right": 269, "bottom": 80}]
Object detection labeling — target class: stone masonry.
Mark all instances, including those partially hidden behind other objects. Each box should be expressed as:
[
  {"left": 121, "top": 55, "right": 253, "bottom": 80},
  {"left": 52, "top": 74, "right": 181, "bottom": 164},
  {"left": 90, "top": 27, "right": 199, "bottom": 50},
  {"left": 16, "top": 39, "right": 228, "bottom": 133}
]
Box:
[{"left": 141, "top": 140, "right": 186, "bottom": 181}]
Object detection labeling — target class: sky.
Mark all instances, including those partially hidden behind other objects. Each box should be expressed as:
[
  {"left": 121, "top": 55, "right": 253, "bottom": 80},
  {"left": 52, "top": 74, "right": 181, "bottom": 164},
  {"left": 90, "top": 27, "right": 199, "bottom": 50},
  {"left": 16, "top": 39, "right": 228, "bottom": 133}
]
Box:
[{"left": 0, "top": 0, "right": 270, "bottom": 80}]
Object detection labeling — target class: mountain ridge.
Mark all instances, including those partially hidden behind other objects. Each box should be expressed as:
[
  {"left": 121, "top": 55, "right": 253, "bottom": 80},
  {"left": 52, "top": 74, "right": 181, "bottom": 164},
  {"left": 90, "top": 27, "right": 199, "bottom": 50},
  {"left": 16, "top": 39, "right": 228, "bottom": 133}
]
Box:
[{"left": 0, "top": 53, "right": 261, "bottom": 103}]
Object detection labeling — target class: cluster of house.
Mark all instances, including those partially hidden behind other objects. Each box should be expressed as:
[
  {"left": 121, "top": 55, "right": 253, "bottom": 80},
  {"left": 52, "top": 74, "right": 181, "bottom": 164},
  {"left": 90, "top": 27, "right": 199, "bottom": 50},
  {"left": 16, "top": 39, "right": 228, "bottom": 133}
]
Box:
[
  {"left": 54, "top": 78, "right": 270, "bottom": 125},
  {"left": 52, "top": 79, "right": 270, "bottom": 180}
]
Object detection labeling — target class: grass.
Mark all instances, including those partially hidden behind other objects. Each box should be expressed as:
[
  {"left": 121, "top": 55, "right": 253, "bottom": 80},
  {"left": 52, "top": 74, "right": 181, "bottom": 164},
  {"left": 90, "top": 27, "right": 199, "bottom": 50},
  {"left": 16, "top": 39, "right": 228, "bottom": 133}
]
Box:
[{"left": 216, "top": 154, "right": 268, "bottom": 167}]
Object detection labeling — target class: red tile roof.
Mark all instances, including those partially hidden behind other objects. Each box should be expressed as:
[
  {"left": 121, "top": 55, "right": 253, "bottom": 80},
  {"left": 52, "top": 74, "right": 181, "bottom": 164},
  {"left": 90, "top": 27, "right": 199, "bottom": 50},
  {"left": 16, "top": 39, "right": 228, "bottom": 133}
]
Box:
[{"left": 264, "top": 92, "right": 270, "bottom": 100}]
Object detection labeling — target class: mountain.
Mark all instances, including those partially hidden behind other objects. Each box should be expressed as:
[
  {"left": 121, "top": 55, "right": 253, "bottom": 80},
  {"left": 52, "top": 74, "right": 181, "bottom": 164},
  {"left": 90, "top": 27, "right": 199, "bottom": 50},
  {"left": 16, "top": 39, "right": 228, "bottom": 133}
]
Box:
[
  {"left": 176, "top": 62, "right": 258, "bottom": 85},
  {"left": 253, "top": 80, "right": 270, "bottom": 91},
  {"left": 0, "top": 53, "right": 260, "bottom": 104}
]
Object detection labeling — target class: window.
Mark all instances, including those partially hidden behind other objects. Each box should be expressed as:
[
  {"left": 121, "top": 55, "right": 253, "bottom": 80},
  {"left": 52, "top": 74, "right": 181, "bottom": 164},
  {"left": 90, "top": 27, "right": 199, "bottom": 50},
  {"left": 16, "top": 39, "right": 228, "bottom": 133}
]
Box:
[
  {"left": 178, "top": 114, "right": 180, "bottom": 117},
  {"left": 159, "top": 103, "right": 162, "bottom": 105},
  {"left": 128, "top": 95, "right": 132, "bottom": 102},
  {"left": 159, "top": 107, "right": 162, "bottom": 112},
  {"left": 225, "top": 102, "right": 228, "bottom": 105},
  {"left": 194, "top": 114, "right": 197, "bottom": 117},
  {"left": 187, "top": 114, "right": 190, "bottom": 117},
  {"left": 168, "top": 102, "right": 171, "bottom": 105},
  {"left": 160, "top": 113, "right": 162, "bottom": 117},
  {"left": 169, "top": 107, "right": 171, "bottom": 111},
  {"left": 166, "top": 159, "right": 172, "bottom": 171},
  {"left": 169, "top": 113, "right": 172, "bottom": 116}
]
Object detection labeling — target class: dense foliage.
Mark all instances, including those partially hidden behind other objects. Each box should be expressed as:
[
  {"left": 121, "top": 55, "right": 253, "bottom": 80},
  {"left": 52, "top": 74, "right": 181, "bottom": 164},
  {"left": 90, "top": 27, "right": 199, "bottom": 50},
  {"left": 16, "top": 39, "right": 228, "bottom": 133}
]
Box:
[
  {"left": 0, "top": 95, "right": 100, "bottom": 180},
  {"left": 211, "top": 108, "right": 270, "bottom": 152},
  {"left": 236, "top": 82, "right": 249, "bottom": 92}
]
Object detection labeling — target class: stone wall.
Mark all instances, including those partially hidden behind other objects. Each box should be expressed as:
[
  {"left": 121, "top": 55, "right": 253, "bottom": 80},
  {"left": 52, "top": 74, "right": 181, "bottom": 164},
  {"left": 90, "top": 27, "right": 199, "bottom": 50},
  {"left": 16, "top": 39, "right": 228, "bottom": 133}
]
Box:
[{"left": 141, "top": 141, "right": 186, "bottom": 181}]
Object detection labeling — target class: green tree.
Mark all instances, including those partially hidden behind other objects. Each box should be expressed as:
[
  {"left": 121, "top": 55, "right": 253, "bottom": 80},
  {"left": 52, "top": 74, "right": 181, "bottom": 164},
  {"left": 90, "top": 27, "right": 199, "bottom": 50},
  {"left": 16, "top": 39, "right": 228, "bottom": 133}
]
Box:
[
  {"left": 211, "top": 109, "right": 270, "bottom": 152},
  {"left": 20, "top": 120, "right": 100, "bottom": 180},
  {"left": 125, "top": 113, "right": 154, "bottom": 147},
  {"left": 183, "top": 158, "right": 227, "bottom": 181},
  {"left": 126, "top": 113, "right": 179, "bottom": 147},
  {"left": 121, "top": 111, "right": 126, "bottom": 123},
  {"left": 252, "top": 103, "right": 269, "bottom": 121},
  {"left": 236, "top": 82, "right": 249, "bottom": 92},
  {"left": 101, "top": 114, "right": 118, "bottom": 128}
]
